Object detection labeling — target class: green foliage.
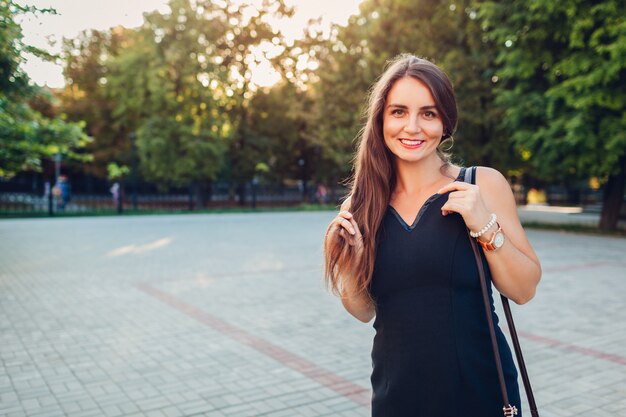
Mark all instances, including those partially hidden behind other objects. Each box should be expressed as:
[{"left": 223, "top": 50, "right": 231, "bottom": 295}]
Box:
[
  {"left": 106, "top": 162, "right": 130, "bottom": 180},
  {"left": 60, "top": 0, "right": 294, "bottom": 188},
  {"left": 60, "top": 29, "right": 130, "bottom": 178},
  {"left": 480, "top": 0, "right": 626, "bottom": 181},
  {"left": 246, "top": 81, "right": 319, "bottom": 184},
  {"left": 0, "top": 1, "right": 55, "bottom": 98},
  {"left": 0, "top": 1, "right": 91, "bottom": 178},
  {"left": 0, "top": 96, "right": 92, "bottom": 177},
  {"left": 135, "top": 114, "right": 226, "bottom": 185}
]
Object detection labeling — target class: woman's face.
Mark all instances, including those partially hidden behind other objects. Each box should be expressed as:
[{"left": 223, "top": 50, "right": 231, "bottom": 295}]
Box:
[{"left": 382, "top": 76, "right": 444, "bottom": 164}]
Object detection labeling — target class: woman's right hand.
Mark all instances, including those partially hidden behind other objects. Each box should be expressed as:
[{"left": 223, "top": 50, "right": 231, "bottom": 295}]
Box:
[{"left": 332, "top": 210, "right": 364, "bottom": 254}]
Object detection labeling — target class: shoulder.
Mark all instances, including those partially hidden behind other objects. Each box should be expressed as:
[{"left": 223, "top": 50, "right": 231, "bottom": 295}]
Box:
[
  {"left": 474, "top": 166, "right": 512, "bottom": 194},
  {"left": 473, "top": 166, "right": 516, "bottom": 210}
]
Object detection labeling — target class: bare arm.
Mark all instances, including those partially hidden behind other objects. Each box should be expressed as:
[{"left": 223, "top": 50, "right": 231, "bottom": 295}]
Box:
[
  {"left": 340, "top": 286, "right": 376, "bottom": 323},
  {"left": 333, "top": 196, "right": 376, "bottom": 323},
  {"left": 474, "top": 167, "right": 541, "bottom": 304},
  {"left": 438, "top": 167, "right": 542, "bottom": 305}
]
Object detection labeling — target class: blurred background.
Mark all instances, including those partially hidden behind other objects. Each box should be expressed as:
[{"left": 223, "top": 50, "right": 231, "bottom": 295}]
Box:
[{"left": 1, "top": 0, "right": 624, "bottom": 230}]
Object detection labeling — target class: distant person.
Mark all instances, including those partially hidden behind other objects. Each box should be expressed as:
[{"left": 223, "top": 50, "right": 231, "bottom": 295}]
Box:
[
  {"left": 59, "top": 175, "right": 71, "bottom": 209},
  {"left": 52, "top": 179, "right": 62, "bottom": 210},
  {"left": 110, "top": 182, "right": 120, "bottom": 207},
  {"left": 323, "top": 54, "right": 542, "bottom": 416},
  {"left": 43, "top": 181, "right": 51, "bottom": 210},
  {"left": 316, "top": 183, "right": 328, "bottom": 204}
]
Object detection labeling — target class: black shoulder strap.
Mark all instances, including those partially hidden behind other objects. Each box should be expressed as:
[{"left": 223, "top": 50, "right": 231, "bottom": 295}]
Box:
[{"left": 463, "top": 165, "right": 475, "bottom": 184}]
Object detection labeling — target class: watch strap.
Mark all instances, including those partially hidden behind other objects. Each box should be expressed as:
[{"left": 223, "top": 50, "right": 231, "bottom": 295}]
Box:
[{"left": 478, "top": 222, "right": 502, "bottom": 251}]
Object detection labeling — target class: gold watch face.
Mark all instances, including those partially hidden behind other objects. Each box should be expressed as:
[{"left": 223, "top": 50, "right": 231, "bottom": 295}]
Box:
[{"left": 494, "top": 231, "right": 505, "bottom": 248}]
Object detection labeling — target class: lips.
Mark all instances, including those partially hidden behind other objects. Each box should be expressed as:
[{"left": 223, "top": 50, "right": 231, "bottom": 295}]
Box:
[{"left": 399, "top": 138, "right": 424, "bottom": 149}]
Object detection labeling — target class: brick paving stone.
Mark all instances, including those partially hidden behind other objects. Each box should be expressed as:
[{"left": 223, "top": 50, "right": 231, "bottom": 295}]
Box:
[
  {"left": 221, "top": 403, "right": 257, "bottom": 416},
  {"left": 178, "top": 400, "right": 217, "bottom": 415},
  {"left": 160, "top": 406, "right": 184, "bottom": 417},
  {"left": 27, "top": 408, "right": 66, "bottom": 417},
  {"left": 0, "top": 392, "right": 18, "bottom": 404},
  {"left": 144, "top": 410, "right": 167, "bottom": 417},
  {"left": 136, "top": 396, "right": 175, "bottom": 412},
  {"left": 4, "top": 412, "right": 26, "bottom": 417},
  {"left": 60, "top": 402, "right": 82, "bottom": 414},
  {"left": 66, "top": 409, "right": 106, "bottom": 417},
  {"left": 1, "top": 212, "right": 625, "bottom": 416},
  {"left": 37, "top": 395, "right": 60, "bottom": 407},
  {"left": 118, "top": 402, "right": 141, "bottom": 414},
  {"left": 101, "top": 405, "right": 123, "bottom": 417}
]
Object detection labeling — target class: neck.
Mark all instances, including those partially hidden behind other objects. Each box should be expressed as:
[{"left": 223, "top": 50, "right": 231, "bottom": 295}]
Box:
[{"left": 393, "top": 155, "right": 447, "bottom": 197}]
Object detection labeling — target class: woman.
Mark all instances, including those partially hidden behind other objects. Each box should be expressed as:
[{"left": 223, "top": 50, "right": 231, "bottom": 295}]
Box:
[{"left": 323, "top": 54, "right": 541, "bottom": 416}]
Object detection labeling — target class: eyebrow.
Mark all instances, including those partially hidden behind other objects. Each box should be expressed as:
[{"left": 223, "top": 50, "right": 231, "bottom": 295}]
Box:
[{"left": 387, "top": 104, "right": 438, "bottom": 110}]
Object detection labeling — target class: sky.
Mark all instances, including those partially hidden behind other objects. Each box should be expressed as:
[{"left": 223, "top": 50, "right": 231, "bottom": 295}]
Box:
[{"left": 18, "top": 0, "right": 364, "bottom": 88}]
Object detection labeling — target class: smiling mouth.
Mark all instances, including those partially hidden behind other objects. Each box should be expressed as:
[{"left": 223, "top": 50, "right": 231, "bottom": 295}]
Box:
[{"left": 399, "top": 139, "right": 424, "bottom": 146}]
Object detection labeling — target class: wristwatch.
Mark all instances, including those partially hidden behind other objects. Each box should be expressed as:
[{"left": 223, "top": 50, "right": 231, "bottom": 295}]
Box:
[{"left": 478, "top": 222, "right": 505, "bottom": 251}]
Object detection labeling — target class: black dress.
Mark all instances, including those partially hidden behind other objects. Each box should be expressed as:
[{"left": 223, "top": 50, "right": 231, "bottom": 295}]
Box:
[{"left": 369, "top": 166, "right": 521, "bottom": 417}]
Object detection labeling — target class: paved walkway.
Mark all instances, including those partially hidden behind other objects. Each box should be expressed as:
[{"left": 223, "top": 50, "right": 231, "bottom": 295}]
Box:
[
  {"left": 517, "top": 204, "right": 626, "bottom": 230},
  {"left": 1, "top": 211, "right": 625, "bottom": 417}
]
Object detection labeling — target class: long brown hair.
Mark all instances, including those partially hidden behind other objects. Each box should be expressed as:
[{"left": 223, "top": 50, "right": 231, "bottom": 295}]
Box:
[{"left": 323, "top": 53, "right": 458, "bottom": 299}]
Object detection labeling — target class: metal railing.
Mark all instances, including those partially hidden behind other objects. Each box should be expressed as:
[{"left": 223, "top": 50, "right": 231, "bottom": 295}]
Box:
[{"left": 0, "top": 185, "right": 347, "bottom": 216}]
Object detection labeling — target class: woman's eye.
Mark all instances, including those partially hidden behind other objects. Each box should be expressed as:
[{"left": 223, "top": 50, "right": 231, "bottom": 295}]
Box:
[
  {"left": 424, "top": 111, "right": 437, "bottom": 118},
  {"left": 391, "top": 109, "right": 405, "bottom": 116}
]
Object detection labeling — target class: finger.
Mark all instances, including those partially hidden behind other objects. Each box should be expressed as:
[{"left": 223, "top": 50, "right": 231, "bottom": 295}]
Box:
[
  {"left": 337, "top": 214, "right": 359, "bottom": 236},
  {"left": 437, "top": 181, "right": 471, "bottom": 195},
  {"left": 346, "top": 216, "right": 363, "bottom": 238},
  {"left": 337, "top": 217, "right": 356, "bottom": 235},
  {"left": 331, "top": 218, "right": 349, "bottom": 235},
  {"left": 338, "top": 210, "right": 353, "bottom": 219},
  {"left": 338, "top": 229, "right": 357, "bottom": 246},
  {"left": 441, "top": 201, "right": 465, "bottom": 215},
  {"left": 334, "top": 214, "right": 352, "bottom": 225}
]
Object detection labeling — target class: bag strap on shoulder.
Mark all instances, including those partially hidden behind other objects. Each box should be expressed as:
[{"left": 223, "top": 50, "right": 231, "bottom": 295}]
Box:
[{"left": 463, "top": 166, "right": 539, "bottom": 417}]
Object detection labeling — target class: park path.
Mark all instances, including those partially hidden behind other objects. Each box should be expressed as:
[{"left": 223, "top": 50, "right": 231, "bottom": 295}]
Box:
[{"left": 1, "top": 211, "right": 625, "bottom": 416}]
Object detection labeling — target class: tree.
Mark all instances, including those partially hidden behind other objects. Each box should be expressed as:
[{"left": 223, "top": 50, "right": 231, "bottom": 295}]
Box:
[
  {"left": 60, "top": 28, "right": 130, "bottom": 179},
  {"left": 106, "top": 3, "right": 229, "bottom": 190},
  {"left": 195, "top": 0, "right": 295, "bottom": 203},
  {"left": 59, "top": 0, "right": 295, "bottom": 203},
  {"left": 0, "top": 1, "right": 91, "bottom": 179},
  {"left": 480, "top": 0, "right": 626, "bottom": 230},
  {"left": 247, "top": 80, "right": 320, "bottom": 197}
]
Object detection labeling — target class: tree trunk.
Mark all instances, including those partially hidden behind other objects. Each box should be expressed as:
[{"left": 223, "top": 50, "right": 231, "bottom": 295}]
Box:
[
  {"left": 117, "top": 182, "right": 124, "bottom": 214},
  {"left": 205, "top": 181, "right": 213, "bottom": 207},
  {"left": 599, "top": 155, "right": 626, "bottom": 231},
  {"left": 195, "top": 181, "right": 206, "bottom": 209},
  {"left": 237, "top": 182, "right": 246, "bottom": 206},
  {"left": 301, "top": 178, "right": 309, "bottom": 203},
  {"left": 188, "top": 183, "right": 195, "bottom": 211}
]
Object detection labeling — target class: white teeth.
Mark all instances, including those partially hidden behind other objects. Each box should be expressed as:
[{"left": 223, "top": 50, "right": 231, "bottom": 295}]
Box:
[{"left": 400, "top": 139, "right": 423, "bottom": 145}]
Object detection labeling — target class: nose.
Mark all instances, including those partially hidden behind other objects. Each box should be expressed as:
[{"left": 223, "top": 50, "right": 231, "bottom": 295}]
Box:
[{"left": 404, "top": 114, "right": 421, "bottom": 134}]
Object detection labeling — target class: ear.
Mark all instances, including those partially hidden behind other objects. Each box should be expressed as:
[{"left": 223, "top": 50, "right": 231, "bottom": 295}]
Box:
[{"left": 441, "top": 125, "right": 450, "bottom": 139}]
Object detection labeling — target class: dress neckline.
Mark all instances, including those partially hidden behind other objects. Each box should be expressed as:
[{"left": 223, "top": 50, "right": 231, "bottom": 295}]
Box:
[{"left": 388, "top": 167, "right": 466, "bottom": 232}]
